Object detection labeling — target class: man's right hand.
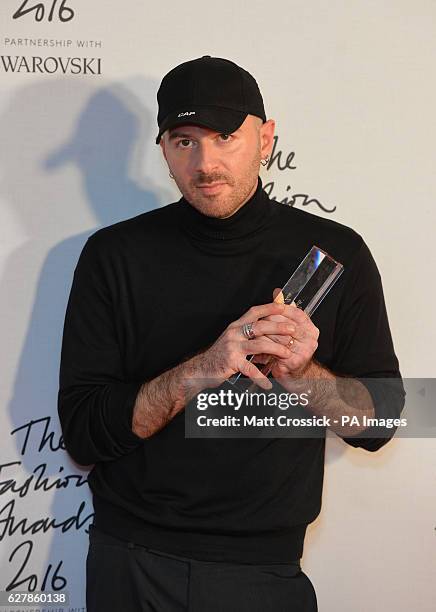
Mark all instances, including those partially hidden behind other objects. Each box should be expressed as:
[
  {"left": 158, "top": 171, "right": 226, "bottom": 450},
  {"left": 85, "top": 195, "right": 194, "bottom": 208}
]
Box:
[
  {"left": 189, "top": 301, "right": 296, "bottom": 391},
  {"left": 132, "top": 301, "right": 295, "bottom": 439}
]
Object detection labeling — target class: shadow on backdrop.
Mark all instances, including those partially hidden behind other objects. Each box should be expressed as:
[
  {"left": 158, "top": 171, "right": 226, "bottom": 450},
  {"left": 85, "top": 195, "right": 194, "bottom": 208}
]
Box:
[{"left": 0, "top": 75, "right": 173, "bottom": 600}]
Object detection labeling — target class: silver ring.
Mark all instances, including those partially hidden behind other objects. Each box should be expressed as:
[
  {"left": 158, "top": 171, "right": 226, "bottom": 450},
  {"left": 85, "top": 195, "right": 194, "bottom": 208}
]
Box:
[{"left": 242, "top": 322, "right": 256, "bottom": 340}]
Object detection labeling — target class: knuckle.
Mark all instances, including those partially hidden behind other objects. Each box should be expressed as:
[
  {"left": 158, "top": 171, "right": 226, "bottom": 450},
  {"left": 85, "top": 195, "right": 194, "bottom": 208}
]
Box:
[
  {"left": 225, "top": 326, "right": 237, "bottom": 339},
  {"left": 228, "top": 348, "right": 237, "bottom": 362},
  {"left": 227, "top": 346, "right": 241, "bottom": 364},
  {"left": 230, "top": 328, "right": 241, "bottom": 342},
  {"left": 222, "top": 335, "right": 233, "bottom": 350}
]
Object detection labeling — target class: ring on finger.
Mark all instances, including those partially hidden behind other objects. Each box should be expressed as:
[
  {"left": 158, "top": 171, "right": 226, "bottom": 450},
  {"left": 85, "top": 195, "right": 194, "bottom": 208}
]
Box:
[{"left": 242, "top": 322, "right": 256, "bottom": 340}]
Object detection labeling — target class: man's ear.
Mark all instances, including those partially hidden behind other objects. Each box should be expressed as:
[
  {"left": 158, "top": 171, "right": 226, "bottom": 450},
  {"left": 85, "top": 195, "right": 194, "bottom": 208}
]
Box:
[
  {"left": 159, "top": 138, "right": 167, "bottom": 162},
  {"left": 260, "top": 119, "right": 275, "bottom": 160}
]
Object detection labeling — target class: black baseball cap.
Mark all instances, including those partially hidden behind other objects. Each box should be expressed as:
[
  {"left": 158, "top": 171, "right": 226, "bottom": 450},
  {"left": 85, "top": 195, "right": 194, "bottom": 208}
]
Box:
[{"left": 155, "top": 55, "right": 266, "bottom": 144}]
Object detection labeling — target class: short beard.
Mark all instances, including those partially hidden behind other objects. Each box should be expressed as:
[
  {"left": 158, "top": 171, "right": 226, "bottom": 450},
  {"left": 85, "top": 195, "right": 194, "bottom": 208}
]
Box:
[{"left": 180, "top": 146, "right": 261, "bottom": 218}]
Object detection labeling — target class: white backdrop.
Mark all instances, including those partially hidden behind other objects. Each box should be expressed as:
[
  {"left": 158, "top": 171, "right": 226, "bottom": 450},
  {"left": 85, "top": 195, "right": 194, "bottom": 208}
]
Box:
[{"left": 1, "top": 1, "right": 435, "bottom": 610}]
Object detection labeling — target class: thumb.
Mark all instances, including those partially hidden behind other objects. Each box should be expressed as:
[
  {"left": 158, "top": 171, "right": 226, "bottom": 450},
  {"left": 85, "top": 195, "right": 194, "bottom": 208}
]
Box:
[{"left": 272, "top": 288, "right": 284, "bottom": 303}]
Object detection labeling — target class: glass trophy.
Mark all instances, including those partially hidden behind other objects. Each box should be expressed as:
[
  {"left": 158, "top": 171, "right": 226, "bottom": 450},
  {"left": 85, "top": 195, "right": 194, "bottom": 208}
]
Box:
[{"left": 227, "top": 246, "right": 344, "bottom": 388}]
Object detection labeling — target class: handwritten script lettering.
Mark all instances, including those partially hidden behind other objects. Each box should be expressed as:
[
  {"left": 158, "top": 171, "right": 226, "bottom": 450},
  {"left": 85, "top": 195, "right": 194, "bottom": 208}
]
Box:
[
  {"left": 4, "top": 416, "right": 92, "bottom": 594},
  {"left": 267, "top": 136, "right": 297, "bottom": 172},
  {"left": 7, "top": 539, "right": 67, "bottom": 591},
  {"left": 0, "top": 499, "right": 93, "bottom": 540},
  {"left": 12, "top": 0, "right": 75, "bottom": 22},
  {"left": 0, "top": 461, "right": 88, "bottom": 497},
  {"left": 11, "top": 416, "right": 65, "bottom": 456},
  {"left": 264, "top": 181, "right": 336, "bottom": 212},
  {"left": 264, "top": 135, "right": 337, "bottom": 213}
]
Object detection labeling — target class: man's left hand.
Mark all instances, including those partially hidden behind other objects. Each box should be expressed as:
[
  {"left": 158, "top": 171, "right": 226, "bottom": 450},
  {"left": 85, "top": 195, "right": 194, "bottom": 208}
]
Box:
[{"left": 252, "top": 288, "right": 320, "bottom": 379}]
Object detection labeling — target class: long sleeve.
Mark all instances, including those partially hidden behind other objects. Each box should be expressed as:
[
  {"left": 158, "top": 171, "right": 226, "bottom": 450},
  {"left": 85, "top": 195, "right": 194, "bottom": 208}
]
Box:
[
  {"left": 57, "top": 233, "right": 144, "bottom": 465},
  {"left": 330, "top": 238, "right": 406, "bottom": 452}
]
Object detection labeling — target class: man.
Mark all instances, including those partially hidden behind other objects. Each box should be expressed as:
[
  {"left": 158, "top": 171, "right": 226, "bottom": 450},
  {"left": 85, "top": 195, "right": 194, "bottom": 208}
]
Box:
[{"left": 58, "top": 56, "right": 405, "bottom": 611}]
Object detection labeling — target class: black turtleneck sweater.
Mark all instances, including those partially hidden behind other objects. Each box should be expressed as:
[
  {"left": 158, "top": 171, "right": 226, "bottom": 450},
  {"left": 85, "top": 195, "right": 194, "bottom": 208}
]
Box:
[{"left": 57, "top": 177, "right": 404, "bottom": 563}]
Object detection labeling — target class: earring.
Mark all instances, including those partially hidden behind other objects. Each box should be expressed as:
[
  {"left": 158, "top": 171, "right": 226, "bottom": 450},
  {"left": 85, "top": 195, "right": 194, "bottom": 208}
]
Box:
[
  {"left": 169, "top": 171, "right": 174, "bottom": 179},
  {"left": 260, "top": 155, "right": 270, "bottom": 167}
]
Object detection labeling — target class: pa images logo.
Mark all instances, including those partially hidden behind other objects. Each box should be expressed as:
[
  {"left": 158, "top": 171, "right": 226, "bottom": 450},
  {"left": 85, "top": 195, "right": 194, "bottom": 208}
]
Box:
[{"left": 12, "top": 0, "right": 75, "bottom": 22}]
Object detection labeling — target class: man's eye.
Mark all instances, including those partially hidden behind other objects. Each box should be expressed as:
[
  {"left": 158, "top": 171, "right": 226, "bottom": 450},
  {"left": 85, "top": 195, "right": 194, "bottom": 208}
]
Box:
[
  {"left": 219, "top": 134, "right": 232, "bottom": 141},
  {"left": 178, "top": 139, "right": 192, "bottom": 147}
]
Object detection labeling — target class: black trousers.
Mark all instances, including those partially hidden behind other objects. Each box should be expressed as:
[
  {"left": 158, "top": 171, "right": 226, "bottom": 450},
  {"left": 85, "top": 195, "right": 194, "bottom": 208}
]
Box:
[{"left": 86, "top": 524, "right": 318, "bottom": 612}]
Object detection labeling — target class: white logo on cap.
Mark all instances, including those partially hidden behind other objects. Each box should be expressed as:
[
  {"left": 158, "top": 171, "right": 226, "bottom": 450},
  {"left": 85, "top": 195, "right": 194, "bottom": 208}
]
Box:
[{"left": 178, "top": 111, "right": 196, "bottom": 117}]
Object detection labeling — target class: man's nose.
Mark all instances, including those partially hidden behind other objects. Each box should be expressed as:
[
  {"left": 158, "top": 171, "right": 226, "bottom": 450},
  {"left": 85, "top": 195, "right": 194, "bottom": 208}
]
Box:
[{"left": 193, "top": 140, "right": 219, "bottom": 174}]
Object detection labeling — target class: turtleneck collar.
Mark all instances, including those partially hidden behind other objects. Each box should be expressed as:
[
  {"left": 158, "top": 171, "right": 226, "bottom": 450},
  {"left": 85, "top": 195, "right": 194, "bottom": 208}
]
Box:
[{"left": 177, "top": 176, "right": 273, "bottom": 243}]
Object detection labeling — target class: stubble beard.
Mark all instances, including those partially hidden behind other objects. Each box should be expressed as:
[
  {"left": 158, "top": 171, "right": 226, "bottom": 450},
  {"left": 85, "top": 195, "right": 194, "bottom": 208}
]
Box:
[{"left": 177, "top": 148, "right": 261, "bottom": 219}]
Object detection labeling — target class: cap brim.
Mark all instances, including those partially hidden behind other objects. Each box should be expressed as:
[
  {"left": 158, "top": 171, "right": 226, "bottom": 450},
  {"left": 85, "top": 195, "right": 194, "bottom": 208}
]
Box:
[{"left": 155, "top": 107, "right": 247, "bottom": 144}]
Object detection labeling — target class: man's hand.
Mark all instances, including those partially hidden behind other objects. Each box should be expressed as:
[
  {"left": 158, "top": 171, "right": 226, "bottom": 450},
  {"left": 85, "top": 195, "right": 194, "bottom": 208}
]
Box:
[
  {"left": 251, "top": 288, "right": 320, "bottom": 380},
  {"left": 249, "top": 290, "right": 377, "bottom": 438},
  {"left": 132, "top": 300, "right": 297, "bottom": 438},
  {"left": 190, "top": 301, "right": 297, "bottom": 391}
]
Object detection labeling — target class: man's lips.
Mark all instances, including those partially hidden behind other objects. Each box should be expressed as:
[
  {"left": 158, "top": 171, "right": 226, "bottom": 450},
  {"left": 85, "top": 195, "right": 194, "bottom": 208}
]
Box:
[
  {"left": 196, "top": 182, "right": 227, "bottom": 192},
  {"left": 196, "top": 182, "right": 226, "bottom": 188}
]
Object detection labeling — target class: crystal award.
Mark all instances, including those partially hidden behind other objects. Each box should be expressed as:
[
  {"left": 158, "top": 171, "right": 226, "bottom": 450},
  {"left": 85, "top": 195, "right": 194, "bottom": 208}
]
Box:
[{"left": 227, "top": 246, "right": 344, "bottom": 388}]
